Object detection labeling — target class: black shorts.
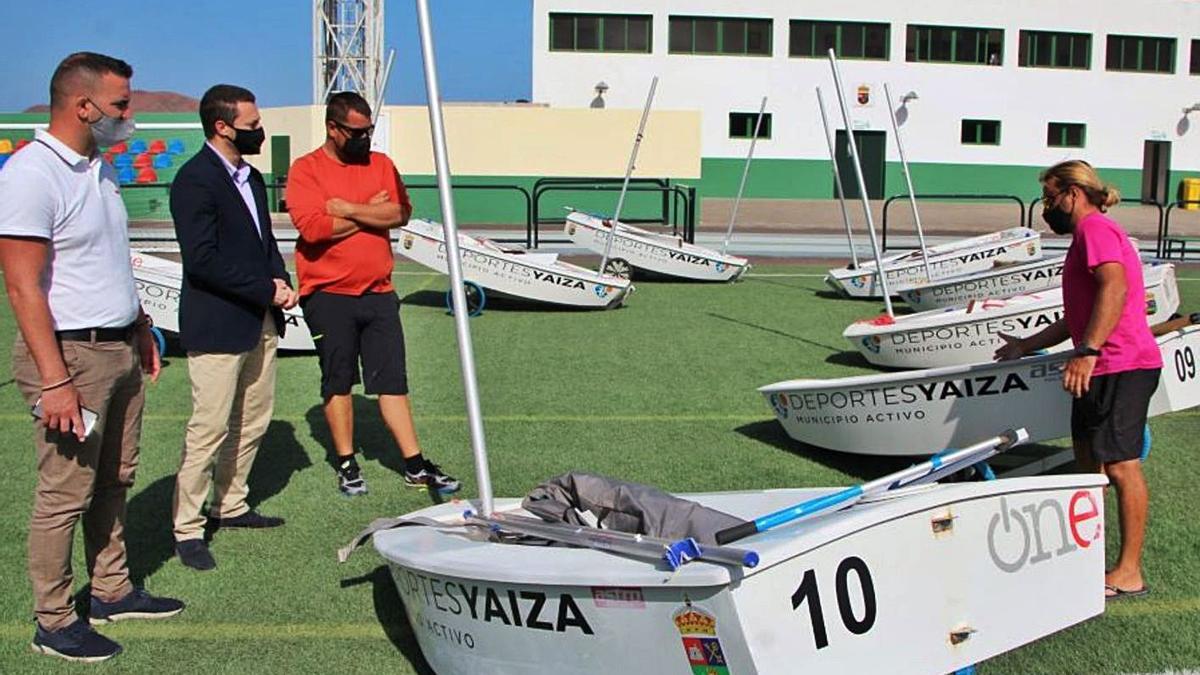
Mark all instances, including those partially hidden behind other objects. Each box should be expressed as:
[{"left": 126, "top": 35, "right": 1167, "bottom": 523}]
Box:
[
  {"left": 300, "top": 291, "right": 408, "bottom": 399},
  {"left": 1071, "top": 367, "right": 1160, "bottom": 464}
]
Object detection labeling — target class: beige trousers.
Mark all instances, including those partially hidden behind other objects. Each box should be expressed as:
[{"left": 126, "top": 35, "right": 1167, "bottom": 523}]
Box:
[
  {"left": 13, "top": 335, "right": 143, "bottom": 631},
  {"left": 173, "top": 316, "right": 278, "bottom": 541}
]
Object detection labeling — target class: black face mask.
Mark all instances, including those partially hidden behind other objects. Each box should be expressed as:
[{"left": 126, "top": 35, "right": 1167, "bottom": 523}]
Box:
[
  {"left": 342, "top": 135, "right": 371, "bottom": 162},
  {"left": 1042, "top": 195, "right": 1075, "bottom": 235},
  {"left": 229, "top": 126, "right": 265, "bottom": 155}
]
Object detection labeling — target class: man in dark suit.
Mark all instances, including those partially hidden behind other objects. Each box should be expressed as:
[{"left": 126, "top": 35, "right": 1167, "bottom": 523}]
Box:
[{"left": 169, "top": 84, "right": 298, "bottom": 571}]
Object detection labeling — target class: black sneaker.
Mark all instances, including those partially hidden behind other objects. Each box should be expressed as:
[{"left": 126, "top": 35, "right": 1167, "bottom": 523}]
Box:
[
  {"left": 404, "top": 460, "right": 461, "bottom": 494},
  {"left": 31, "top": 618, "right": 122, "bottom": 662},
  {"left": 90, "top": 588, "right": 185, "bottom": 625},
  {"left": 211, "top": 510, "right": 285, "bottom": 529},
  {"left": 176, "top": 539, "right": 216, "bottom": 571},
  {"left": 338, "top": 461, "right": 368, "bottom": 496}
]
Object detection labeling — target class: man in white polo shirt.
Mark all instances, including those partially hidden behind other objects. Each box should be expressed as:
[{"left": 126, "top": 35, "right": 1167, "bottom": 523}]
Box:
[{"left": 0, "top": 52, "right": 183, "bottom": 663}]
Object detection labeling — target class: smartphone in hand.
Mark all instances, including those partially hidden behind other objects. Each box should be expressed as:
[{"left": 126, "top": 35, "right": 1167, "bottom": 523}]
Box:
[{"left": 31, "top": 398, "right": 98, "bottom": 438}]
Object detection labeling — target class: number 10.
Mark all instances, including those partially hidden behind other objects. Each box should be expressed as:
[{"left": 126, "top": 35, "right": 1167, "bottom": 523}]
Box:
[{"left": 791, "top": 556, "right": 877, "bottom": 650}]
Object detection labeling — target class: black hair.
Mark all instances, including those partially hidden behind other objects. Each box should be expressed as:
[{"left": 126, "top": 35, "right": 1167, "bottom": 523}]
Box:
[
  {"left": 49, "top": 52, "right": 133, "bottom": 108},
  {"left": 199, "top": 84, "right": 256, "bottom": 138}
]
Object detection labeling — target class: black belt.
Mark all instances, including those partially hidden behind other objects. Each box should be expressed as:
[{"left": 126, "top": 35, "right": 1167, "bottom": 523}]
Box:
[{"left": 56, "top": 325, "right": 136, "bottom": 342}]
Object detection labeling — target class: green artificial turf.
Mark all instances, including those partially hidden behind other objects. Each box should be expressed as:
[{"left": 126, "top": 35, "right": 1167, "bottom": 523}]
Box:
[{"left": 0, "top": 262, "right": 1196, "bottom": 673}]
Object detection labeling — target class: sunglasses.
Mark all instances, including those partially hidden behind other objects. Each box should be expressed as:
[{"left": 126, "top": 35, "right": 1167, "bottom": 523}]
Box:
[
  {"left": 332, "top": 120, "right": 375, "bottom": 139},
  {"left": 1041, "top": 187, "right": 1072, "bottom": 207}
]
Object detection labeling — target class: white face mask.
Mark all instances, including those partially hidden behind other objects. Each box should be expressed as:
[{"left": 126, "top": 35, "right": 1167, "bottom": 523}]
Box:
[{"left": 86, "top": 99, "right": 136, "bottom": 146}]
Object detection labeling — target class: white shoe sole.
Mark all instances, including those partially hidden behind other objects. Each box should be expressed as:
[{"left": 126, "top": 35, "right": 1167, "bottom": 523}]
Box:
[
  {"left": 89, "top": 607, "right": 184, "bottom": 625},
  {"left": 31, "top": 642, "right": 120, "bottom": 662}
]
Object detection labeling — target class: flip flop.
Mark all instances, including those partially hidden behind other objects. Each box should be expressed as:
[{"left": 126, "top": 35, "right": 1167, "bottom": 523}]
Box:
[{"left": 1105, "top": 584, "right": 1150, "bottom": 600}]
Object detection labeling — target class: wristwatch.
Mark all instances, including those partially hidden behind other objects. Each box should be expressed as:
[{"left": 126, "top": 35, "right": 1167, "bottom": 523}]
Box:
[{"left": 1073, "top": 346, "right": 1102, "bottom": 358}]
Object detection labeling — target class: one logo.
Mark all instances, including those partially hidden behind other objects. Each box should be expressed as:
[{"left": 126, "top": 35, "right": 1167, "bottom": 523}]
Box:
[
  {"left": 856, "top": 84, "right": 870, "bottom": 106},
  {"left": 861, "top": 336, "right": 881, "bottom": 354},
  {"left": 1026, "top": 243, "right": 1037, "bottom": 256},
  {"left": 908, "top": 289, "right": 921, "bottom": 301},
  {"left": 986, "top": 490, "right": 1100, "bottom": 573},
  {"left": 593, "top": 284, "right": 611, "bottom": 298},
  {"left": 402, "top": 234, "right": 414, "bottom": 250},
  {"left": 849, "top": 275, "right": 867, "bottom": 289},
  {"left": 715, "top": 261, "right": 726, "bottom": 274},
  {"left": 673, "top": 602, "right": 729, "bottom": 674},
  {"left": 1145, "top": 292, "right": 1156, "bottom": 316},
  {"left": 567, "top": 223, "right": 576, "bottom": 236}
]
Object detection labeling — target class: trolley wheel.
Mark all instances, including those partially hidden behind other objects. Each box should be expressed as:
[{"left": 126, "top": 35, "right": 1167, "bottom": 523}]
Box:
[
  {"left": 603, "top": 257, "right": 632, "bottom": 280},
  {"left": 149, "top": 326, "right": 167, "bottom": 356},
  {"left": 445, "top": 281, "right": 486, "bottom": 317}
]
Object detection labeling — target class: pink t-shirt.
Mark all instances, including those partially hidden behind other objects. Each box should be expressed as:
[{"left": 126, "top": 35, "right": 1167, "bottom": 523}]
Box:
[{"left": 1062, "top": 212, "right": 1162, "bottom": 375}]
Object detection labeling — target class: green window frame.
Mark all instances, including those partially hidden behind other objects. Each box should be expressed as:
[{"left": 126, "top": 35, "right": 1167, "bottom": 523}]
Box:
[
  {"left": 668, "top": 16, "right": 773, "bottom": 56},
  {"left": 1018, "top": 30, "right": 1091, "bottom": 69},
  {"left": 729, "top": 112, "right": 772, "bottom": 139},
  {"left": 1190, "top": 39, "right": 1199, "bottom": 75},
  {"left": 789, "top": 19, "right": 890, "bottom": 60},
  {"left": 1105, "top": 35, "right": 1175, "bottom": 73},
  {"left": 906, "top": 24, "right": 1004, "bottom": 65},
  {"left": 549, "top": 13, "right": 652, "bottom": 53},
  {"left": 961, "top": 119, "right": 1001, "bottom": 145},
  {"left": 1047, "top": 122, "right": 1086, "bottom": 148}
]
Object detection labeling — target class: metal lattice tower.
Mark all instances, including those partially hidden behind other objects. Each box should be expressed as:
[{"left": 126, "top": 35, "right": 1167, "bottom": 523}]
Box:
[{"left": 313, "top": 0, "right": 386, "bottom": 109}]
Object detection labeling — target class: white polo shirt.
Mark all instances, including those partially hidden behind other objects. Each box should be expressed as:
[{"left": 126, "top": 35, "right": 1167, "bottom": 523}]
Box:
[{"left": 0, "top": 129, "right": 140, "bottom": 329}]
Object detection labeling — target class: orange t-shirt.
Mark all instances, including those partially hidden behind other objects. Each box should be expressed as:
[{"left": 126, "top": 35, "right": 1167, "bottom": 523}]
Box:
[{"left": 286, "top": 148, "right": 413, "bottom": 297}]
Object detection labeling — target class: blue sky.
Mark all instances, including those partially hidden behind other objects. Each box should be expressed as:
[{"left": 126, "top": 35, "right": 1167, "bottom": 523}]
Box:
[{"left": 0, "top": 0, "right": 532, "bottom": 111}]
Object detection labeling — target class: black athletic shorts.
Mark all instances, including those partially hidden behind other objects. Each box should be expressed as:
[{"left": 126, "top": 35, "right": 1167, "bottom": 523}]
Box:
[
  {"left": 300, "top": 290, "right": 408, "bottom": 399},
  {"left": 1071, "top": 367, "right": 1160, "bottom": 464}
]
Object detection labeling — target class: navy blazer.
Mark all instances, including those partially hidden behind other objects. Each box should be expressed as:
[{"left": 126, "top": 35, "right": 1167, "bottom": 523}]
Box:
[{"left": 170, "top": 144, "right": 290, "bottom": 353}]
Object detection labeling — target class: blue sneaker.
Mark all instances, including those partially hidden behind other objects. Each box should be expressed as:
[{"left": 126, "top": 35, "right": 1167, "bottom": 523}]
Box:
[
  {"left": 31, "top": 618, "right": 121, "bottom": 662},
  {"left": 90, "top": 588, "right": 185, "bottom": 625}
]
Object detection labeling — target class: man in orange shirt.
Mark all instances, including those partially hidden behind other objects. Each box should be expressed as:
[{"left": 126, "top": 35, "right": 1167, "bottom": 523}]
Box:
[{"left": 286, "top": 92, "right": 459, "bottom": 497}]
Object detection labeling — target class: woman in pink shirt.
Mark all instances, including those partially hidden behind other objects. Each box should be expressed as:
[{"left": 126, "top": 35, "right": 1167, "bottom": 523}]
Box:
[{"left": 996, "top": 160, "right": 1160, "bottom": 600}]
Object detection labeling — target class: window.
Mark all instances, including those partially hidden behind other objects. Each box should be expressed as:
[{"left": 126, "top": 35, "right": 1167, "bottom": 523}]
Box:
[
  {"left": 549, "top": 13, "right": 652, "bottom": 53},
  {"left": 729, "top": 112, "right": 772, "bottom": 139},
  {"left": 1018, "top": 30, "right": 1090, "bottom": 69},
  {"left": 1106, "top": 35, "right": 1175, "bottom": 73},
  {"left": 790, "top": 20, "right": 889, "bottom": 59},
  {"left": 1047, "top": 122, "right": 1086, "bottom": 148},
  {"left": 1191, "top": 39, "right": 1199, "bottom": 75},
  {"left": 669, "top": 16, "right": 772, "bottom": 56},
  {"left": 961, "top": 119, "right": 1001, "bottom": 145},
  {"left": 906, "top": 25, "right": 1003, "bottom": 65}
]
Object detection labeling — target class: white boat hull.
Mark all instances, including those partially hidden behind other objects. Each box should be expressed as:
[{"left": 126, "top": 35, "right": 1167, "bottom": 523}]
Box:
[
  {"left": 565, "top": 211, "right": 750, "bottom": 282},
  {"left": 899, "top": 256, "right": 1066, "bottom": 311},
  {"left": 846, "top": 263, "right": 1178, "bottom": 369},
  {"left": 129, "top": 251, "right": 315, "bottom": 351},
  {"left": 826, "top": 228, "right": 1042, "bottom": 298},
  {"left": 763, "top": 324, "right": 1200, "bottom": 456},
  {"left": 375, "top": 475, "right": 1106, "bottom": 674},
  {"left": 399, "top": 219, "right": 633, "bottom": 309}
]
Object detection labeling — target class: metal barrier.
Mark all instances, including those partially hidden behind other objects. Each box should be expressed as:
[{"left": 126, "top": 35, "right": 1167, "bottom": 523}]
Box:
[
  {"left": 404, "top": 183, "right": 533, "bottom": 247},
  {"left": 1161, "top": 199, "right": 1200, "bottom": 260},
  {"left": 531, "top": 177, "right": 696, "bottom": 248},
  {"left": 1027, "top": 195, "right": 1166, "bottom": 256},
  {"left": 881, "top": 194, "right": 1025, "bottom": 252}
]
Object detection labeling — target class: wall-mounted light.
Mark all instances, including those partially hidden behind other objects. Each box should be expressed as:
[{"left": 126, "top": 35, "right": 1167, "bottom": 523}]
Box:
[
  {"left": 900, "top": 91, "right": 919, "bottom": 105},
  {"left": 1184, "top": 102, "right": 1200, "bottom": 115},
  {"left": 590, "top": 81, "right": 609, "bottom": 109}
]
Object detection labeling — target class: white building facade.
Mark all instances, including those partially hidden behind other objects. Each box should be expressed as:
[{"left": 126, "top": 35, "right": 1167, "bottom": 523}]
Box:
[{"left": 532, "top": 0, "right": 1200, "bottom": 201}]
